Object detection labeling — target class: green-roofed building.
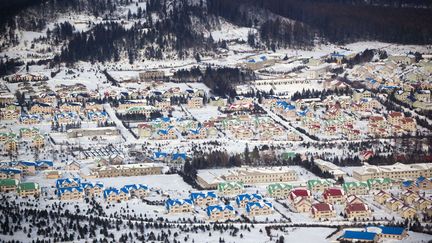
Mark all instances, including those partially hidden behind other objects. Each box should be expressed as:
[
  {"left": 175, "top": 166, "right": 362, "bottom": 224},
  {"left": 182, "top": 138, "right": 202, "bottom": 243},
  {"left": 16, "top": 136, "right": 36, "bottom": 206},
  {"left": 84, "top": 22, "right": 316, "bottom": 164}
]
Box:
[
  {"left": 343, "top": 181, "right": 369, "bottom": 195},
  {"left": 218, "top": 181, "right": 244, "bottom": 195},
  {"left": 307, "top": 179, "right": 333, "bottom": 192},
  {"left": 17, "top": 182, "right": 40, "bottom": 197},
  {"left": 281, "top": 152, "right": 297, "bottom": 160},
  {"left": 267, "top": 183, "right": 293, "bottom": 199},
  {"left": 0, "top": 178, "right": 19, "bottom": 192},
  {"left": 367, "top": 178, "right": 392, "bottom": 191}
]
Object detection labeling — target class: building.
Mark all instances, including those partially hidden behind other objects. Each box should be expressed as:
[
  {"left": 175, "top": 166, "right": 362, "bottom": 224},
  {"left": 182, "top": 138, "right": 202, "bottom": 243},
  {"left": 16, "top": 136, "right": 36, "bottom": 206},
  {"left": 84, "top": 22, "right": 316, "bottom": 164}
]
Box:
[
  {"left": 399, "top": 205, "right": 417, "bottom": 219},
  {"left": 206, "top": 205, "right": 236, "bottom": 221},
  {"left": 81, "top": 182, "right": 104, "bottom": 197},
  {"left": 217, "top": 182, "right": 244, "bottom": 195},
  {"left": 365, "top": 226, "right": 407, "bottom": 240},
  {"left": 385, "top": 197, "right": 404, "bottom": 211},
  {"left": 0, "top": 168, "right": 22, "bottom": 180},
  {"left": 401, "top": 190, "right": 420, "bottom": 204},
  {"left": 245, "top": 201, "right": 273, "bottom": 216},
  {"left": 56, "top": 178, "right": 81, "bottom": 188},
  {"left": 339, "top": 231, "right": 377, "bottom": 243},
  {"left": 32, "top": 135, "right": 45, "bottom": 149},
  {"left": 266, "top": 183, "right": 293, "bottom": 199},
  {"left": 92, "top": 163, "right": 163, "bottom": 178},
  {"left": 139, "top": 70, "right": 165, "bottom": 81},
  {"left": 311, "top": 202, "right": 336, "bottom": 219},
  {"left": 289, "top": 188, "right": 312, "bottom": 202},
  {"left": 367, "top": 178, "right": 393, "bottom": 191},
  {"left": 58, "top": 187, "right": 84, "bottom": 200},
  {"left": 17, "top": 182, "right": 40, "bottom": 197},
  {"left": 345, "top": 202, "right": 371, "bottom": 220},
  {"left": 190, "top": 192, "right": 218, "bottom": 207},
  {"left": 354, "top": 163, "right": 432, "bottom": 181},
  {"left": 187, "top": 97, "right": 203, "bottom": 109},
  {"left": 292, "top": 197, "right": 312, "bottom": 213},
  {"left": 123, "top": 184, "right": 149, "bottom": 199},
  {"left": 322, "top": 188, "right": 346, "bottom": 204},
  {"left": 67, "top": 127, "right": 120, "bottom": 138},
  {"left": 343, "top": 181, "right": 369, "bottom": 195},
  {"left": 165, "top": 199, "right": 193, "bottom": 213},
  {"left": 307, "top": 179, "right": 333, "bottom": 192},
  {"left": 374, "top": 190, "right": 392, "bottom": 204},
  {"left": 103, "top": 187, "right": 130, "bottom": 202},
  {"left": 235, "top": 193, "right": 263, "bottom": 208},
  {"left": 0, "top": 178, "right": 19, "bottom": 192},
  {"left": 221, "top": 167, "right": 297, "bottom": 184}
]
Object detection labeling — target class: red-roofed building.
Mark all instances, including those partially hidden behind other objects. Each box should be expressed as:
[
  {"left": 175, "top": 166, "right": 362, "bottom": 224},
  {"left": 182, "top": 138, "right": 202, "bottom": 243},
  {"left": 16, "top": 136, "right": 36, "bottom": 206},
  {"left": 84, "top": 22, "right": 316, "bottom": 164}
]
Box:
[
  {"left": 345, "top": 202, "right": 371, "bottom": 219},
  {"left": 289, "top": 188, "right": 312, "bottom": 202},
  {"left": 323, "top": 188, "right": 345, "bottom": 204},
  {"left": 311, "top": 202, "right": 336, "bottom": 219},
  {"left": 388, "top": 111, "right": 403, "bottom": 125}
]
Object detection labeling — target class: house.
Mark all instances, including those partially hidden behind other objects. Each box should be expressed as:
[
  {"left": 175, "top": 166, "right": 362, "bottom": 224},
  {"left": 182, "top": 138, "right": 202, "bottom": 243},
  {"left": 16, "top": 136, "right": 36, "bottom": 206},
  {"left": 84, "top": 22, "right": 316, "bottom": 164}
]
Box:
[
  {"left": 206, "top": 205, "right": 236, "bottom": 221},
  {"left": 385, "top": 197, "right": 404, "bottom": 211},
  {"left": 66, "top": 161, "right": 80, "bottom": 171},
  {"left": 414, "top": 197, "right": 432, "bottom": 211},
  {"left": 235, "top": 193, "right": 263, "bottom": 208},
  {"left": 346, "top": 195, "right": 365, "bottom": 205},
  {"left": 17, "top": 182, "right": 40, "bottom": 197},
  {"left": 374, "top": 190, "right": 392, "bottom": 204},
  {"left": 401, "top": 180, "right": 418, "bottom": 191},
  {"left": 266, "top": 183, "right": 293, "bottom": 199},
  {"left": 81, "top": 182, "right": 104, "bottom": 197},
  {"left": 138, "top": 124, "right": 153, "bottom": 138},
  {"left": 190, "top": 192, "right": 218, "bottom": 207},
  {"left": 58, "top": 187, "right": 84, "bottom": 200},
  {"left": 0, "top": 168, "right": 22, "bottom": 180},
  {"left": 399, "top": 205, "right": 417, "bottom": 219},
  {"left": 0, "top": 178, "right": 19, "bottom": 192},
  {"left": 32, "top": 135, "right": 45, "bottom": 149},
  {"left": 45, "top": 170, "right": 61, "bottom": 179},
  {"left": 343, "top": 181, "right": 369, "bottom": 195},
  {"left": 171, "top": 153, "right": 187, "bottom": 163},
  {"left": 289, "top": 188, "right": 312, "bottom": 202},
  {"left": 217, "top": 182, "right": 244, "bottom": 195},
  {"left": 3, "top": 139, "right": 18, "bottom": 153},
  {"left": 345, "top": 202, "right": 371, "bottom": 220},
  {"left": 365, "top": 226, "right": 407, "bottom": 240},
  {"left": 292, "top": 197, "right": 312, "bottom": 213},
  {"left": 221, "top": 167, "right": 297, "bottom": 184},
  {"left": 17, "top": 161, "right": 37, "bottom": 175},
  {"left": 56, "top": 178, "right": 81, "bottom": 188},
  {"left": 123, "top": 184, "right": 149, "bottom": 199},
  {"left": 307, "top": 179, "right": 333, "bottom": 192},
  {"left": 400, "top": 117, "right": 416, "bottom": 132},
  {"left": 401, "top": 190, "right": 421, "bottom": 204},
  {"left": 103, "top": 187, "right": 130, "bottom": 202},
  {"left": 155, "top": 126, "right": 177, "bottom": 140},
  {"left": 416, "top": 176, "right": 432, "bottom": 190},
  {"left": 246, "top": 201, "right": 273, "bottom": 216},
  {"left": 165, "top": 199, "right": 194, "bottom": 213},
  {"left": 322, "top": 188, "right": 346, "bottom": 204},
  {"left": 311, "top": 202, "right": 336, "bottom": 219},
  {"left": 367, "top": 178, "right": 392, "bottom": 191}
]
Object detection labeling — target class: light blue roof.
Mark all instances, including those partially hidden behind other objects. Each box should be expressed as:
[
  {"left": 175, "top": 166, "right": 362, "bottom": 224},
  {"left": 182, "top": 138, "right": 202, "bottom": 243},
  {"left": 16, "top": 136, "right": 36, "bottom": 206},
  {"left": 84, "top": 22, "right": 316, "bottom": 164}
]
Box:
[
  {"left": 245, "top": 201, "right": 273, "bottom": 213},
  {"left": 122, "top": 184, "right": 149, "bottom": 191},
  {"left": 190, "top": 192, "right": 217, "bottom": 201},
  {"left": 81, "top": 182, "right": 104, "bottom": 189},
  {"left": 206, "top": 205, "right": 234, "bottom": 216}
]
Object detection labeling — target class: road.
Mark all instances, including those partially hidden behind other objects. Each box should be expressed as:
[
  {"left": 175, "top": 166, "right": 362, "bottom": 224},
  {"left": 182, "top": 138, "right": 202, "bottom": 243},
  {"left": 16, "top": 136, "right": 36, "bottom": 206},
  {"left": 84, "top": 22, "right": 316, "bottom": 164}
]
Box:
[{"left": 103, "top": 103, "right": 138, "bottom": 144}]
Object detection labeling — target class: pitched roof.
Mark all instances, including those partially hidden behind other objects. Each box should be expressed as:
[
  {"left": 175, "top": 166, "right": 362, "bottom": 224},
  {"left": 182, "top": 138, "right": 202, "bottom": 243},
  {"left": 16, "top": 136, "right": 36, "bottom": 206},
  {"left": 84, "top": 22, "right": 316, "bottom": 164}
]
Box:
[
  {"left": 341, "top": 231, "right": 376, "bottom": 241},
  {"left": 245, "top": 201, "right": 273, "bottom": 213},
  {"left": 346, "top": 203, "right": 369, "bottom": 213},
  {"left": 206, "top": 205, "right": 235, "bottom": 216}
]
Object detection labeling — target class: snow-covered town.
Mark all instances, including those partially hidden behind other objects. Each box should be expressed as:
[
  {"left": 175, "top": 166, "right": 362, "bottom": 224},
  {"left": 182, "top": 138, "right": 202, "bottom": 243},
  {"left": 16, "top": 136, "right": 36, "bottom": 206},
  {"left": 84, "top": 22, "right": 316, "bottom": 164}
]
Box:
[{"left": 1, "top": 0, "right": 432, "bottom": 242}]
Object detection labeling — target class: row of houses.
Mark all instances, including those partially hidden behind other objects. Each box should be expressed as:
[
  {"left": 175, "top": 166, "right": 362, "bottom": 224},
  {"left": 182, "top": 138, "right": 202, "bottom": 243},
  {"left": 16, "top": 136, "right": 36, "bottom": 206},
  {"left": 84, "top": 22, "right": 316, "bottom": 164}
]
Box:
[
  {"left": 0, "top": 160, "right": 53, "bottom": 179},
  {"left": 0, "top": 178, "right": 40, "bottom": 197},
  {"left": 374, "top": 190, "right": 431, "bottom": 219}
]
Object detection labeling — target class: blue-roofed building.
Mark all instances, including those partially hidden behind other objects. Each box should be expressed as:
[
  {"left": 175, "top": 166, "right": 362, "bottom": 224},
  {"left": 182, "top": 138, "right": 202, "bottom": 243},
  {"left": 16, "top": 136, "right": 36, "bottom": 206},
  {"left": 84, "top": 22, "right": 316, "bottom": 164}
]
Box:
[
  {"left": 366, "top": 226, "right": 407, "bottom": 240},
  {"left": 122, "top": 184, "right": 149, "bottom": 198},
  {"left": 81, "top": 182, "right": 104, "bottom": 197},
  {"left": 35, "top": 160, "right": 53, "bottom": 170},
  {"left": 340, "top": 231, "right": 377, "bottom": 242},
  {"left": 103, "top": 187, "right": 130, "bottom": 202},
  {"left": 245, "top": 201, "right": 273, "bottom": 216},
  {"left": 172, "top": 153, "right": 187, "bottom": 162},
  {"left": 57, "top": 186, "right": 84, "bottom": 200},
  {"left": 416, "top": 176, "right": 432, "bottom": 190},
  {"left": 165, "top": 198, "right": 193, "bottom": 213},
  {"left": 56, "top": 178, "right": 81, "bottom": 188},
  {"left": 206, "top": 205, "right": 236, "bottom": 221},
  {"left": 154, "top": 151, "right": 168, "bottom": 160},
  {"left": 156, "top": 126, "right": 177, "bottom": 139},
  {"left": 235, "top": 193, "right": 263, "bottom": 207},
  {"left": 0, "top": 168, "right": 22, "bottom": 180},
  {"left": 401, "top": 180, "right": 417, "bottom": 191},
  {"left": 16, "top": 161, "right": 37, "bottom": 175},
  {"left": 190, "top": 191, "right": 218, "bottom": 207}
]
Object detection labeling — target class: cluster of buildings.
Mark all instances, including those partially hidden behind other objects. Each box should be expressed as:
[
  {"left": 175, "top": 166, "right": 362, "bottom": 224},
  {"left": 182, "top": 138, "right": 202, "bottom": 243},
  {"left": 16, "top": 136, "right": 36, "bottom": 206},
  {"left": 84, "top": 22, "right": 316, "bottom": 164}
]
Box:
[
  {"left": 0, "top": 178, "right": 40, "bottom": 197},
  {"left": 0, "top": 127, "right": 46, "bottom": 153},
  {"left": 340, "top": 226, "right": 408, "bottom": 242},
  {"left": 0, "top": 160, "right": 53, "bottom": 179}
]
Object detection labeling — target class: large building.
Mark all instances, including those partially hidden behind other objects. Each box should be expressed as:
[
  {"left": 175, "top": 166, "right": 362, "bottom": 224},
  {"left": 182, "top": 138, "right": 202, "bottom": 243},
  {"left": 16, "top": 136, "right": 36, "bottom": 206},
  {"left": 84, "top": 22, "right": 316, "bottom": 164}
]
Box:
[
  {"left": 91, "top": 163, "right": 163, "bottom": 178},
  {"left": 222, "top": 167, "right": 297, "bottom": 184},
  {"left": 353, "top": 163, "right": 432, "bottom": 181}
]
